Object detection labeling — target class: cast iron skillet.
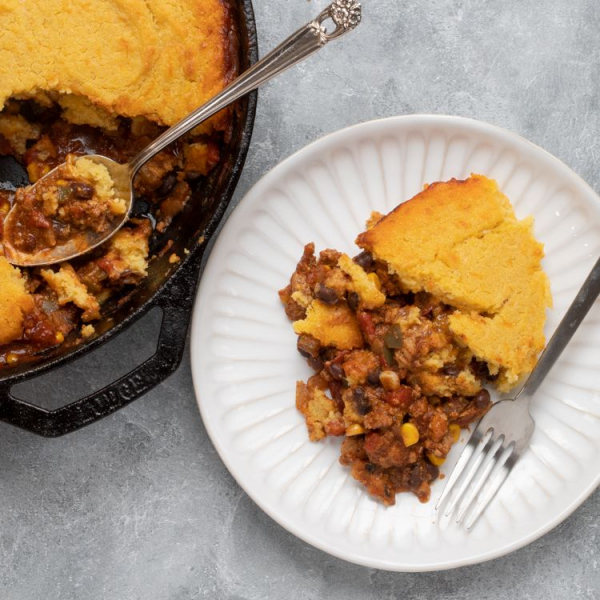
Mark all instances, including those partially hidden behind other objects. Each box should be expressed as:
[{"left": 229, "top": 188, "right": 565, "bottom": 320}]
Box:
[{"left": 0, "top": 0, "right": 258, "bottom": 437}]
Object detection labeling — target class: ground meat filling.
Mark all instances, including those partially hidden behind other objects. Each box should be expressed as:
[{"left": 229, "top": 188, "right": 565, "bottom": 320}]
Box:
[
  {"left": 0, "top": 98, "right": 226, "bottom": 366},
  {"left": 280, "top": 244, "right": 493, "bottom": 505}
]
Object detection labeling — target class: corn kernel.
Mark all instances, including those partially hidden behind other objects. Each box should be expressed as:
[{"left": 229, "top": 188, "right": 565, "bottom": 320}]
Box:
[
  {"left": 6, "top": 352, "right": 19, "bottom": 365},
  {"left": 346, "top": 424, "right": 365, "bottom": 436},
  {"left": 55, "top": 332, "right": 65, "bottom": 344},
  {"left": 367, "top": 272, "right": 382, "bottom": 290},
  {"left": 380, "top": 370, "right": 400, "bottom": 391},
  {"left": 449, "top": 423, "right": 461, "bottom": 443},
  {"left": 427, "top": 452, "right": 446, "bottom": 467},
  {"left": 400, "top": 422, "right": 419, "bottom": 447}
]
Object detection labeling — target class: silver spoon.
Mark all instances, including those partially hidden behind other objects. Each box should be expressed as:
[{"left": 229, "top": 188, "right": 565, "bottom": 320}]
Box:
[{"left": 3, "top": 0, "right": 361, "bottom": 267}]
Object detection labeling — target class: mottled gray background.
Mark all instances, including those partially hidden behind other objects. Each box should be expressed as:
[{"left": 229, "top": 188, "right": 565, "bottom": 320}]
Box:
[{"left": 2, "top": 0, "right": 599, "bottom": 598}]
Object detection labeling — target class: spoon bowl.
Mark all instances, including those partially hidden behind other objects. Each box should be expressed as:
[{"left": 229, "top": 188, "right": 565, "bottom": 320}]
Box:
[{"left": 3, "top": 155, "right": 133, "bottom": 267}]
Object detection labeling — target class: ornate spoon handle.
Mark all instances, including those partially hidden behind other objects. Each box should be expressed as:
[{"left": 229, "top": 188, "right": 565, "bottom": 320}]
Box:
[{"left": 128, "top": 0, "right": 362, "bottom": 176}]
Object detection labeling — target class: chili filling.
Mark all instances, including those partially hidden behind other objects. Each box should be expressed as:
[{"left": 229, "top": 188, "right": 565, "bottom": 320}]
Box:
[{"left": 279, "top": 244, "right": 494, "bottom": 505}]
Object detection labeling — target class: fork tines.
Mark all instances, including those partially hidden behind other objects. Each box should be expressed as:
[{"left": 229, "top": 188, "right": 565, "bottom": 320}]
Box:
[{"left": 435, "top": 425, "right": 518, "bottom": 529}]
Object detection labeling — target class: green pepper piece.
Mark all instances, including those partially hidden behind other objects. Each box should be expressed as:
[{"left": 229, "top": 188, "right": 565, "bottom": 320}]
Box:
[
  {"left": 382, "top": 345, "right": 395, "bottom": 366},
  {"left": 57, "top": 185, "right": 72, "bottom": 203},
  {"left": 383, "top": 323, "right": 403, "bottom": 349}
]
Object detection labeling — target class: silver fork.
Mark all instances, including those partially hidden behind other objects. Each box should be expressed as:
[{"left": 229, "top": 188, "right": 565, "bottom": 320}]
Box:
[{"left": 436, "top": 255, "right": 600, "bottom": 529}]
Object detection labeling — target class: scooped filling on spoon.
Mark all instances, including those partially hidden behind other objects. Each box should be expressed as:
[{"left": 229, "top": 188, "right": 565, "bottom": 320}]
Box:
[{"left": 5, "top": 155, "right": 126, "bottom": 257}]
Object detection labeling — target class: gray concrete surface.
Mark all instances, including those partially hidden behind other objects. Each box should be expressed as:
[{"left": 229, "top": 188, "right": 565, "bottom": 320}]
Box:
[{"left": 1, "top": 0, "right": 599, "bottom": 598}]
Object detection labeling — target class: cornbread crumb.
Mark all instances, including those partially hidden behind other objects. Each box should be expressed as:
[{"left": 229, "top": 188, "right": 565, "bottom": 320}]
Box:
[
  {"left": 106, "top": 227, "right": 150, "bottom": 278},
  {"left": 296, "top": 380, "right": 344, "bottom": 442},
  {"left": 71, "top": 157, "right": 126, "bottom": 215},
  {"left": 293, "top": 300, "right": 363, "bottom": 350},
  {"left": 366, "top": 211, "right": 384, "bottom": 229},
  {"left": 0, "top": 257, "right": 34, "bottom": 344},
  {"left": 184, "top": 142, "right": 219, "bottom": 175},
  {"left": 338, "top": 253, "right": 385, "bottom": 309},
  {"left": 41, "top": 264, "right": 100, "bottom": 322},
  {"left": 42, "top": 189, "right": 59, "bottom": 216},
  {"left": 0, "top": 113, "right": 41, "bottom": 155},
  {"left": 358, "top": 174, "right": 551, "bottom": 390},
  {"left": 291, "top": 290, "right": 312, "bottom": 308},
  {"left": 81, "top": 324, "right": 95, "bottom": 338}
]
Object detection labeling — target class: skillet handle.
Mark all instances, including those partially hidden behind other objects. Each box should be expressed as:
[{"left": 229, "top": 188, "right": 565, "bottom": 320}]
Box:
[{"left": 0, "top": 259, "right": 200, "bottom": 437}]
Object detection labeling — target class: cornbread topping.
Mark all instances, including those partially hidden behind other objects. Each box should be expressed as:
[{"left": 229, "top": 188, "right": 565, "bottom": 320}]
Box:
[
  {"left": 0, "top": 0, "right": 236, "bottom": 366},
  {"left": 279, "top": 175, "right": 551, "bottom": 505},
  {"left": 357, "top": 175, "right": 552, "bottom": 390},
  {"left": 0, "top": 257, "right": 34, "bottom": 345},
  {"left": 0, "top": 0, "right": 235, "bottom": 128}
]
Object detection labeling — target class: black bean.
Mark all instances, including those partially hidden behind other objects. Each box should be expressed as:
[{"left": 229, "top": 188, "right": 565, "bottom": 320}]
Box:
[
  {"left": 52, "top": 220, "right": 71, "bottom": 241},
  {"left": 471, "top": 359, "right": 489, "bottom": 379},
  {"left": 315, "top": 283, "right": 339, "bottom": 305},
  {"left": 442, "top": 365, "right": 461, "bottom": 377},
  {"left": 425, "top": 462, "right": 440, "bottom": 481},
  {"left": 352, "top": 386, "right": 372, "bottom": 415},
  {"left": 156, "top": 172, "right": 178, "bottom": 197},
  {"left": 347, "top": 292, "right": 360, "bottom": 311},
  {"left": 328, "top": 362, "right": 345, "bottom": 381},
  {"left": 70, "top": 182, "right": 94, "bottom": 199},
  {"left": 471, "top": 359, "right": 499, "bottom": 381},
  {"left": 367, "top": 370, "right": 381, "bottom": 385},
  {"left": 408, "top": 466, "right": 425, "bottom": 489},
  {"left": 297, "top": 334, "right": 320, "bottom": 358},
  {"left": 474, "top": 388, "right": 491, "bottom": 409},
  {"left": 353, "top": 251, "right": 373, "bottom": 269},
  {"left": 320, "top": 347, "right": 337, "bottom": 363},
  {"left": 353, "top": 386, "right": 366, "bottom": 402}
]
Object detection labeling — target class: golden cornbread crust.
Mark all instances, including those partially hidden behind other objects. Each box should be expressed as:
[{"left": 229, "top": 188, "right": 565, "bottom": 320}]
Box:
[
  {"left": 0, "top": 257, "right": 34, "bottom": 345},
  {"left": 0, "top": 0, "right": 235, "bottom": 127},
  {"left": 357, "top": 175, "right": 552, "bottom": 390}
]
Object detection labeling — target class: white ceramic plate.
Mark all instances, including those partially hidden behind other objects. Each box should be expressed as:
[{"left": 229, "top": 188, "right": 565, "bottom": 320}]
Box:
[{"left": 191, "top": 115, "right": 600, "bottom": 571}]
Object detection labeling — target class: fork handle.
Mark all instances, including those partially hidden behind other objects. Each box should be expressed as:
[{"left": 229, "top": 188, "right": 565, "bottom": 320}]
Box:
[{"left": 517, "top": 255, "right": 600, "bottom": 400}]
